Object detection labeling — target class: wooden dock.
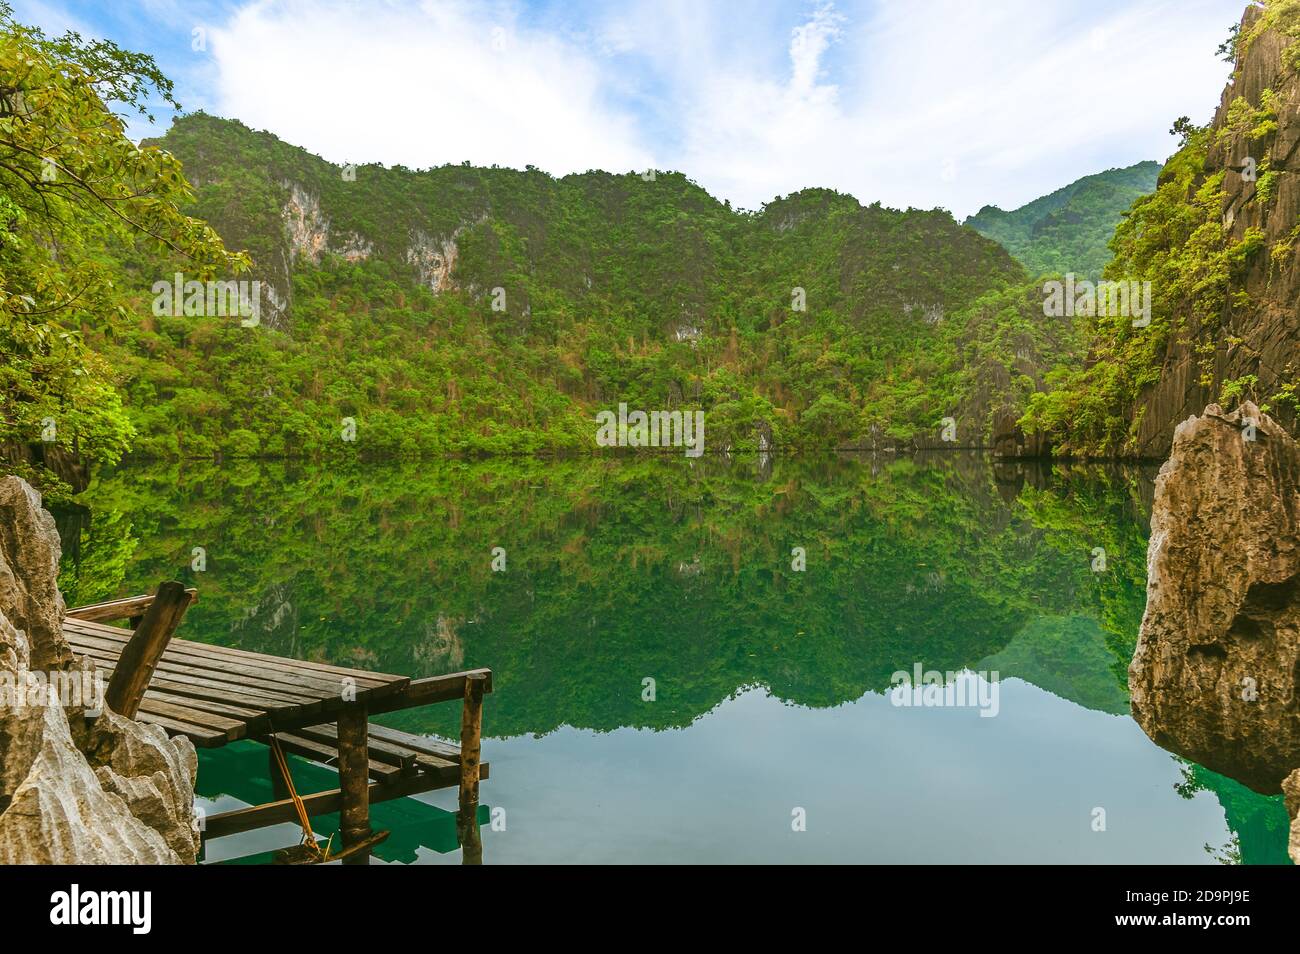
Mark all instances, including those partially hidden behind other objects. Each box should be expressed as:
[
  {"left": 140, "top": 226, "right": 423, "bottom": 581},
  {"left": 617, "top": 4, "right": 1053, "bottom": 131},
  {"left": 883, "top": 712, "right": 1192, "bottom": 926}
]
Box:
[{"left": 64, "top": 582, "right": 490, "bottom": 864}]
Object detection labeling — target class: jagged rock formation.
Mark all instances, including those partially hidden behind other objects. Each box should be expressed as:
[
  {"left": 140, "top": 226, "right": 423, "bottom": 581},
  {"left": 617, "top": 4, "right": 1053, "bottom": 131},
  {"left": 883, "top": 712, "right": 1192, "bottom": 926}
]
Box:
[
  {"left": 1134, "top": 6, "right": 1300, "bottom": 456},
  {"left": 1129, "top": 403, "right": 1300, "bottom": 861},
  {"left": 0, "top": 475, "right": 198, "bottom": 863},
  {"left": 0, "top": 478, "right": 70, "bottom": 672},
  {"left": 283, "top": 182, "right": 373, "bottom": 267},
  {"left": 406, "top": 228, "right": 460, "bottom": 293}
]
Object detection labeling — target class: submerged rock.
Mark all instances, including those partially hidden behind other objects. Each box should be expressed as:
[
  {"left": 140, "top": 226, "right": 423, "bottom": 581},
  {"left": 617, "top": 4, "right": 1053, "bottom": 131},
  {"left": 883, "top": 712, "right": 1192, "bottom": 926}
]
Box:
[
  {"left": 0, "top": 475, "right": 198, "bottom": 863},
  {"left": 1129, "top": 403, "right": 1300, "bottom": 861}
]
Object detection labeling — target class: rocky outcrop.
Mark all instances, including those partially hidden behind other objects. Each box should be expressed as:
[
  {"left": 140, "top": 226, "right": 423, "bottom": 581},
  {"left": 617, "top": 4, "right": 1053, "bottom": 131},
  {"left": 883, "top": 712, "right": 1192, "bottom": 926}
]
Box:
[
  {"left": 0, "top": 475, "right": 199, "bottom": 863},
  {"left": 0, "top": 477, "right": 69, "bottom": 671},
  {"left": 1286, "top": 768, "right": 1300, "bottom": 862},
  {"left": 283, "top": 182, "right": 374, "bottom": 268},
  {"left": 0, "top": 443, "right": 90, "bottom": 495},
  {"left": 1133, "top": 6, "right": 1300, "bottom": 456},
  {"left": 1128, "top": 403, "right": 1300, "bottom": 861},
  {"left": 991, "top": 408, "right": 1051, "bottom": 459},
  {"left": 283, "top": 182, "right": 331, "bottom": 265},
  {"left": 406, "top": 228, "right": 460, "bottom": 293}
]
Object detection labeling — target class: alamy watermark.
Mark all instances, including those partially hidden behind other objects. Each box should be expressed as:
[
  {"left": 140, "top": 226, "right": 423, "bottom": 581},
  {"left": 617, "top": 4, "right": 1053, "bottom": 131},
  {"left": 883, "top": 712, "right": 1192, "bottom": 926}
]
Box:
[
  {"left": 50, "top": 884, "right": 150, "bottom": 934},
  {"left": 595, "top": 403, "right": 704, "bottom": 457},
  {"left": 1042, "top": 274, "right": 1151, "bottom": 328},
  {"left": 0, "top": 669, "right": 105, "bottom": 716},
  {"left": 889, "top": 664, "right": 1000, "bottom": 718},
  {"left": 152, "top": 272, "right": 262, "bottom": 327}
]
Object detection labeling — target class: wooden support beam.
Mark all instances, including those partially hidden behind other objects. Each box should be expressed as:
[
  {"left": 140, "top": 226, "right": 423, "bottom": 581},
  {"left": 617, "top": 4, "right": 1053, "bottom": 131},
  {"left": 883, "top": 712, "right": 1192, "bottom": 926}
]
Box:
[
  {"left": 336, "top": 704, "right": 371, "bottom": 866},
  {"left": 200, "top": 764, "right": 489, "bottom": 840},
  {"left": 363, "top": 669, "right": 493, "bottom": 717},
  {"left": 457, "top": 671, "right": 486, "bottom": 865},
  {"left": 103, "top": 581, "right": 194, "bottom": 720}
]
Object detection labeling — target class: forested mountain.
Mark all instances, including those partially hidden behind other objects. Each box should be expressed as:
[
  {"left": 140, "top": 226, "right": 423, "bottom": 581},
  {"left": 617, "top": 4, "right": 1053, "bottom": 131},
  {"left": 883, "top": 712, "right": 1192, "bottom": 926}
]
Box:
[
  {"left": 965, "top": 161, "right": 1161, "bottom": 278},
  {"left": 1022, "top": 2, "right": 1300, "bottom": 456},
  {"left": 59, "top": 112, "right": 1083, "bottom": 471}
]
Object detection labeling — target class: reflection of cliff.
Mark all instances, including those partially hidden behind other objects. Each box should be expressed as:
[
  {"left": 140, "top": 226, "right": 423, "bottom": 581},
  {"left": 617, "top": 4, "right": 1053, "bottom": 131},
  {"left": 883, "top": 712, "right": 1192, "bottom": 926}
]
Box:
[
  {"left": 414, "top": 614, "right": 464, "bottom": 672},
  {"left": 230, "top": 582, "right": 301, "bottom": 658},
  {"left": 1177, "top": 762, "right": 1294, "bottom": 866},
  {"left": 61, "top": 454, "right": 1154, "bottom": 739},
  {"left": 979, "top": 616, "right": 1130, "bottom": 716}
]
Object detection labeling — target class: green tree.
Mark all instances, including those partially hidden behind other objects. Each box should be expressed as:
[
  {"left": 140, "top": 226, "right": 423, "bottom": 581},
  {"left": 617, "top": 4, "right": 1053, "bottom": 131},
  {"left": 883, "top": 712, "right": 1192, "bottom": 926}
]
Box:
[{"left": 0, "top": 3, "right": 245, "bottom": 494}]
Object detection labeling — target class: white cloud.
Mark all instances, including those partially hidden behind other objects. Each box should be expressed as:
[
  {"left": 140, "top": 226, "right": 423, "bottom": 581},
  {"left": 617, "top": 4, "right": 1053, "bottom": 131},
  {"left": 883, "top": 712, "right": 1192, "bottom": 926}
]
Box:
[
  {"left": 204, "top": 0, "right": 1242, "bottom": 217},
  {"left": 207, "top": 0, "right": 652, "bottom": 175},
  {"left": 658, "top": 0, "right": 1240, "bottom": 216},
  {"left": 789, "top": 3, "right": 845, "bottom": 98}
]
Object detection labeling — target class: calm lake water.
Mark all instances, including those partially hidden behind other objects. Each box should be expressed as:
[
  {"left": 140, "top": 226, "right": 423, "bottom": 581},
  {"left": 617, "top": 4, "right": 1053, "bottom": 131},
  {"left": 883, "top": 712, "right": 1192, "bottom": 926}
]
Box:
[{"left": 54, "top": 453, "right": 1293, "bottom": 864}]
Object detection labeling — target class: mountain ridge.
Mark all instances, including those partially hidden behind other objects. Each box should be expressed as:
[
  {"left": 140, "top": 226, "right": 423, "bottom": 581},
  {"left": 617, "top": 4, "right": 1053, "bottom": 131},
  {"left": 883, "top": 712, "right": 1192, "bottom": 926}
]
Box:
[
  {"left": 965, "top": 160, "right": 1162, "bottom": 278},
  {"left": 82, "top": 111, "right": 1082, "bottom": 462}
]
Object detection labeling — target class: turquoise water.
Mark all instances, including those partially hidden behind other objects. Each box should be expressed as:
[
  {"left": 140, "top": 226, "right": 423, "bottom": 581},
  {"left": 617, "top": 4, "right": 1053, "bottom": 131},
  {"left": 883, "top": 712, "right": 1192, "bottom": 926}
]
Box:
[{"left": 55, "top": 453, "right": 1293, "bottom": 864}]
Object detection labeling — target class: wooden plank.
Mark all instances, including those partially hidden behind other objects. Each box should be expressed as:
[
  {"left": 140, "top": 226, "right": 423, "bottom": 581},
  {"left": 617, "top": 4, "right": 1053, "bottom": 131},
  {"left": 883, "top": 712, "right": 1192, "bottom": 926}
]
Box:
[
  {"left": 135, "top": 672, "right": 312, "bottom": 712},
  {"left": 202, "top": 762, "right": 491, "bottom": 839},
  {"left": 66, "top": 589, "right": 198, "bottom": 624},
  {"left": 65, "top": 618, "right": 405, "bottom": 686},
  {"left": 142, "top": 689, "right": 267, "bottom": 724},
  {"left": 262, "top": 732, "right": 402, "bottom": 782},
  {"left": 67, "top": 632, "right": 405, "bottom": 701},
  {"left": 72, "top": 636, "right": 352, "bottom": 701},
  {"left": 364, "top": 669, "right": 494, "bottom": 716},
  {"left": 71, "top": 629, "right": 359, "bottom": 696},
  {"left": 88, "top": 657, "right": 324, "bottom": 712},
  {"left": 271, "top": 829, "right": 390, "bottom": 865},
  {"left": 65, "top": 622, "right": 400, "bottom": 689},
  {"left": 210, "top": 669, "right": 498, "bottom": 737},
  {"left": 365, "top": 723, "right": 462, "bottom": 763},
  {"left": 105, "top": 581, "right": 193, "bottom": 719},
  {"left": 132, "top": 711, "right": 228, "bottom": 747},
  {"left": 135, "top": 697, "right": 246, "bottom": 739},
  {"left": 289, "top": 723, "right": 417, "bottom": 769},
  {"left": 72, "top": 644, "right": 324, "bottom": 707}
]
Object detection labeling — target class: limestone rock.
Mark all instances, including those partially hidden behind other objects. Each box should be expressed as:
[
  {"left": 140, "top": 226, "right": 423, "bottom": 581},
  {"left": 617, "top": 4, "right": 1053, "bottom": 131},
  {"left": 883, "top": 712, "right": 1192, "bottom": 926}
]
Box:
[
  {"left": 1129, "top": 402, "right": 1300, "bottom": 794},
  {"left": 0, "top": 698, "right": 182, "bottom": 864},
  {"left": 1283, "top": 768, "right": 1300, "bottom": 865},
  {"left": 0, "top": 476, "right": 69, "bottom": 671},
  {"left": 0, "top": 475, "right": 198, "bottom": 864},
  {"left": 77, "top": 698, "right": 199, "bottom": 861}
]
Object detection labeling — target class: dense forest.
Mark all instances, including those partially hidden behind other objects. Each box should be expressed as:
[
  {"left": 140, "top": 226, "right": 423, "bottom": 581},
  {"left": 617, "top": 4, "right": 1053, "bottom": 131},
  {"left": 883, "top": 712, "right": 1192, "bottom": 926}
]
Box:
[
  {"left": 105, "top": 112, "right": 1078, "bottom": 467},
  {"left": 4, "top": 1, "right": 1297, "bottom": 496}
]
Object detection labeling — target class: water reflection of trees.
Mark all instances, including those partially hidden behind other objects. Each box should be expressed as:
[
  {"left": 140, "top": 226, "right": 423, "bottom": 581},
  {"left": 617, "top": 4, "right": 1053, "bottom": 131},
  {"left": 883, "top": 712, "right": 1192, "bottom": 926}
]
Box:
[{"left": 52, "top": 452, "right": 1291, "bottom": 863}]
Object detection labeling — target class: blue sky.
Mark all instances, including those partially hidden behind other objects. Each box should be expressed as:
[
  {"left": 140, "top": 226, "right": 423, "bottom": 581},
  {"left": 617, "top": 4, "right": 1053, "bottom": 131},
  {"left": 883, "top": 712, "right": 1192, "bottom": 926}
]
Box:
[{"left": 12, "top": 0, "right": 1247, "bottom": 217}]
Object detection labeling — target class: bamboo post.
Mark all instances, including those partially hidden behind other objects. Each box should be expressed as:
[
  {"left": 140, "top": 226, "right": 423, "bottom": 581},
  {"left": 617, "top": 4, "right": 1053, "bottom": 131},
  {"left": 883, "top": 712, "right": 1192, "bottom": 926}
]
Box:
[
  {"left": 336, "top": 704, "right": 371, "bottom": 865},
  {"left": 457, "top": 671, "right": 486, "bottom": 864},
  {"left": 104, "top": 581, "right": 193, "bottom": 720}
]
